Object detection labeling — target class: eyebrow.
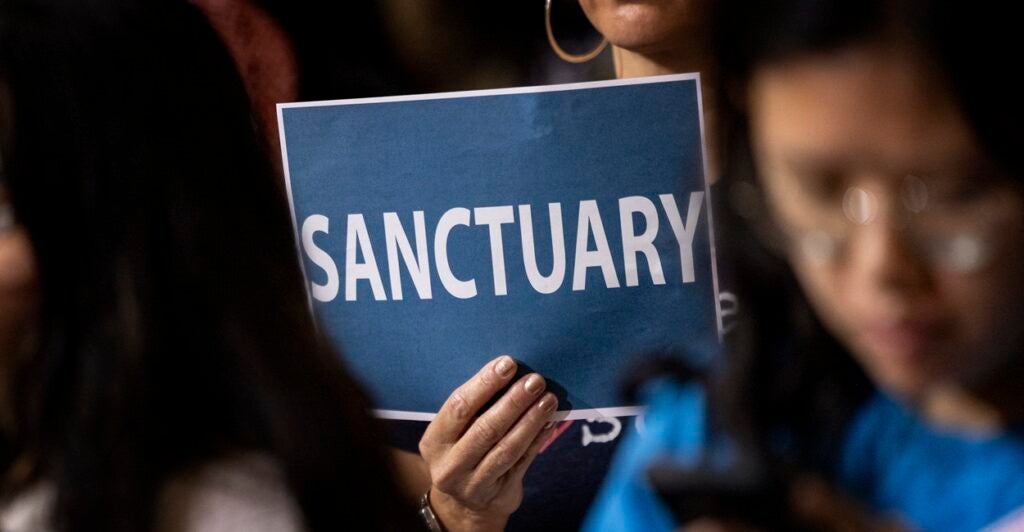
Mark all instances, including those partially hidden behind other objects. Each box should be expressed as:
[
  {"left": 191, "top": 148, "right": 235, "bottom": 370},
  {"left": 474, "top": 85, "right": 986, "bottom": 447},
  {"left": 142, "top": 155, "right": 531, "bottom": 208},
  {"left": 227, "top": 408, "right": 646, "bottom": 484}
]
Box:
[
  {"left": 781, "top": 148, "right": 986, "bottom": 180},
  {"left": 781, "top": 152, "right": 851, "bottom": 176}
]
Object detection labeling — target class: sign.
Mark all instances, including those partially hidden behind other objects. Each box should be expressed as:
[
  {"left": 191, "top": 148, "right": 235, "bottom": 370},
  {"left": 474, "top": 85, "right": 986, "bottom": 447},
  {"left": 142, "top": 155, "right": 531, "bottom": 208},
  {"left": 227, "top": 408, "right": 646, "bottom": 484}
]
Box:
[{"left": 278, "top": 74, "right": 720, "bottom": 420}]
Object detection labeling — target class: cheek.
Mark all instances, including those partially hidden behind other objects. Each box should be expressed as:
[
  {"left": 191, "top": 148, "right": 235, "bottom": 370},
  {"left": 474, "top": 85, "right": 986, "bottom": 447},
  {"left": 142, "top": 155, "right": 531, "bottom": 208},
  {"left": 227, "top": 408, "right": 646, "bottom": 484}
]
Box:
[
  {"left": 0, "top": 230, "right": 35, "bottom": 430},
  {"left": 789, "top": 236, "right": 1024, "bottom": 393},
  {"left": 789, "top": 258, "right": 894, "bottom": 380},
  {"left": 940, "top": 247, "right": 1024, "bottom": 379},
  {"left": 789, "top": 257, "right": 855, "bottom": 336},
  {"left": 0, "top": 230, "right": 38, "bottom": 338}
]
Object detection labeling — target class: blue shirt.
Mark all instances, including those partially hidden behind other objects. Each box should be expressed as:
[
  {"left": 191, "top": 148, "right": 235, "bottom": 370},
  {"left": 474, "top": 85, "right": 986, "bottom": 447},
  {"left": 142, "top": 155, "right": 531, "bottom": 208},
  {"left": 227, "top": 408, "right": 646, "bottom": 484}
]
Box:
[
  {"left": 584, "top": 384, "right": 1024, "bottom": 532},
  {"left": 838, "top": 393, "right": 1024, "bottom": 531},
  {"left": 582, "top": 381, "right": 707, "bottom": 532}
]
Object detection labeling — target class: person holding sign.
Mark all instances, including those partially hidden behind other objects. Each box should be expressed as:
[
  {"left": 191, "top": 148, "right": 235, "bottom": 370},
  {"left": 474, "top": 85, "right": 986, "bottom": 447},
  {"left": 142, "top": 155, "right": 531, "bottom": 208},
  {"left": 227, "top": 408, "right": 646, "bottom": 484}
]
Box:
[
  {"left": 393, "top": 2, "right": 721, "bottom": 531},
  {"left": 0, "top": 1, "right": 418, "bottom": 530},
  {"left": 585, "top": 0, "right": 1024, "bottom": 530}
]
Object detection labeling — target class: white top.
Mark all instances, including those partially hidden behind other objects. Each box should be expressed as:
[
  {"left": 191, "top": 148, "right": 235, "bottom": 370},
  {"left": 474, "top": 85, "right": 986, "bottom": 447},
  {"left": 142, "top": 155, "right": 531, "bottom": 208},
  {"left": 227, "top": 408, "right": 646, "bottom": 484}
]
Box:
[{"left": 0, "top": 453, "right": 306, "bottom": 532}]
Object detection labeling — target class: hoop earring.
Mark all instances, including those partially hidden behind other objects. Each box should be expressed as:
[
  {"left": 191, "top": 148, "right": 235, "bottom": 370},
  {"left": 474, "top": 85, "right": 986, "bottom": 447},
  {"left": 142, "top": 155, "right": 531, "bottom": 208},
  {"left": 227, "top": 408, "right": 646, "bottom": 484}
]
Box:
[{"left": 545, "top": 0, "right": 608, "bottom": 64}]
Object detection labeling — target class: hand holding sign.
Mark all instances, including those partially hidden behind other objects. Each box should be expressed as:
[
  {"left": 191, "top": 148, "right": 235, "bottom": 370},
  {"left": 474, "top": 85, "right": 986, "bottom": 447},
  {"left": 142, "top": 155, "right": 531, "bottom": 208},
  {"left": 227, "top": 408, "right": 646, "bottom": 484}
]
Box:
[{"left": 420, "top": 356, "right": 558, "bottom": 531}]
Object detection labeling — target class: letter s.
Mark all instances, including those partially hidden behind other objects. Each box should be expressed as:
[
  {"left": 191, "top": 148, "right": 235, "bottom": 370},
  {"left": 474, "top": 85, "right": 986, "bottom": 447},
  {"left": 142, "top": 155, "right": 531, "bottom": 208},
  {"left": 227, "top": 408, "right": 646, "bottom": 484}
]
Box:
[{"left": 301, "top": 214, "right": 339, "bottom": 302}]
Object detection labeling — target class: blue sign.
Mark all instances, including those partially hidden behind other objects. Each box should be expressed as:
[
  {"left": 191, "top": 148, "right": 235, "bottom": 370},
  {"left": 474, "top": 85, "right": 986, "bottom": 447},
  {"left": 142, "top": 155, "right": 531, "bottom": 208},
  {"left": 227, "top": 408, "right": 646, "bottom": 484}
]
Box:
[{"left": 279, "top": 75, "right": 721, "bottom": 420}]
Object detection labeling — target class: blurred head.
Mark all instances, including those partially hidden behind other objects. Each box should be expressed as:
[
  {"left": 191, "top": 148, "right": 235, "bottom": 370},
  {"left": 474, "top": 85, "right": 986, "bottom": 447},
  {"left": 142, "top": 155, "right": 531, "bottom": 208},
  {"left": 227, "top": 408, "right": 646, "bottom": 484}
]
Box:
[
  {"left": 0, "top": 193, "right": 36, "bottom": 430},
  {"left": 0, "top": 52, "right": 36, "bottom": 434},
  {"left": 716, "top": 1, "right": 1024, "bottom": 403},
  {"left": 578, "top": 0, "right": 706, "bottom": 54},
  {"left": 0, "top": 0, "right": 414, "bottom": 529},
  {"left": 191, "top": 0, "right": 299, "bottom": 162},
  {"left": 0, "top": 193, "right": 35, "bottom": 326}
]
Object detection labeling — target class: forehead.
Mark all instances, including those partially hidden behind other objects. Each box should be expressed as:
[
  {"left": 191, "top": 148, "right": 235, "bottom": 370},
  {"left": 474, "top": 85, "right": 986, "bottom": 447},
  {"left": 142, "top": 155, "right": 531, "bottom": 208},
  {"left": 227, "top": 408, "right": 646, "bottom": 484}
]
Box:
[{"left": 747, "top": 44, "right": 976, "bottom": 176}]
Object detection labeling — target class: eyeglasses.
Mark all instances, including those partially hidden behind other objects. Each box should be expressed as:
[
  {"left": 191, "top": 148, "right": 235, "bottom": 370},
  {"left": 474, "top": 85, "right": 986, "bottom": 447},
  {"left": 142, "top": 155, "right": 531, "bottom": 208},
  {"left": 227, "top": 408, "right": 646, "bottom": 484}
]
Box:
[{"left": 744, "top": 174, "right": 1023, "bottom": 274}]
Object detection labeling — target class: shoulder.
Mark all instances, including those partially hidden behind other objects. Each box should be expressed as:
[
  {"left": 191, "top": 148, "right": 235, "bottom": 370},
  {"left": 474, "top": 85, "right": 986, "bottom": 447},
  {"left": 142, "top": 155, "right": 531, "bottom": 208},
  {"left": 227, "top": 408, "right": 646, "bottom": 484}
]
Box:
[
  {"left": 156, "top": 453, "right": 306, "bottom": 532},
  {"left": 0, "top": 453, "right": 305, "bottom": 532},
  {"left": 0, "top": 482, "right": 54, "bottom": 532},
  {"left": 838, "top": 392, "right": 1024, "bottom": 530}
]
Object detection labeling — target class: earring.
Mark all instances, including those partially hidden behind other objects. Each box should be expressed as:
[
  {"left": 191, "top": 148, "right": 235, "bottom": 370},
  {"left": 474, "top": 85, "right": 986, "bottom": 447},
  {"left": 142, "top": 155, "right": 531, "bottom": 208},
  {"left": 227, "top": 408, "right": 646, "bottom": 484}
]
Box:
[{"left": 545, "top": 0, "right": 608, "bottom": 64}]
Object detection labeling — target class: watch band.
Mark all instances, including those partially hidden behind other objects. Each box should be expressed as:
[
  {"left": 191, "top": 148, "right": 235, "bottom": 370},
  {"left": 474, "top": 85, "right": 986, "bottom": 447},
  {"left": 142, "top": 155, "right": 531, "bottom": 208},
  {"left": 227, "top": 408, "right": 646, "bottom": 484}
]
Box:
[{"left": 419, "top": 489, "right": 444, "bottom": 532}]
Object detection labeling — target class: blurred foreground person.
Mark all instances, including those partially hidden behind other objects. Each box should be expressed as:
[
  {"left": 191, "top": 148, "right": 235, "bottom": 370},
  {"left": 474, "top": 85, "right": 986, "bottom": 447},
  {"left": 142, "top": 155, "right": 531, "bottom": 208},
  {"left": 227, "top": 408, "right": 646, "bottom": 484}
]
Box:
[
  {"left": 586, "top": 0, "right": 1024, "bottom": 530},
  {"left": 0, "top": 0, "right": 416, "bottom": 530}
]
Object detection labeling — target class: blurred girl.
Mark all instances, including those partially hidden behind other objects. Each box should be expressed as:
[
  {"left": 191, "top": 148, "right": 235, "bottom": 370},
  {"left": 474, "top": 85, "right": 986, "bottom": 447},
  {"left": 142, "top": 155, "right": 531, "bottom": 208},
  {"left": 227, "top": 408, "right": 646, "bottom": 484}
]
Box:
[
  {"left": 585, "top": 0, "right": 1024, "bottom": 530},
  {"left": 0, "top": 0, "right": 417, "bottom": 530}
]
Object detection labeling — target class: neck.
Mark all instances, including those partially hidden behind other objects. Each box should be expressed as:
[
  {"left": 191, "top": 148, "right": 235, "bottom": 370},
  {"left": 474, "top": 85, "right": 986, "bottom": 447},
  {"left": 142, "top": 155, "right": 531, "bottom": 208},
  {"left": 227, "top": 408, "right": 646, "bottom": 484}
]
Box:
[
  {"left": 918, "top": 363, "right": 1024, "bottom": 435},
  {"left": 611, "top": 39, "right": 707, "bottom": 79},
  {"left": 920, "top": 386, "right": 1005, "bottom": 435}
]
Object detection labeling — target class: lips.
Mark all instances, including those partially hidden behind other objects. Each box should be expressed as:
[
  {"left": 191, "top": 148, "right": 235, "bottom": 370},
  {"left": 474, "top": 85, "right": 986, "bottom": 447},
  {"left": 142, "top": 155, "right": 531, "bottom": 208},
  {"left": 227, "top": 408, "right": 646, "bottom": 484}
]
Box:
[{"left": 860, "top": 318, "right": 945, "bottom": 363}]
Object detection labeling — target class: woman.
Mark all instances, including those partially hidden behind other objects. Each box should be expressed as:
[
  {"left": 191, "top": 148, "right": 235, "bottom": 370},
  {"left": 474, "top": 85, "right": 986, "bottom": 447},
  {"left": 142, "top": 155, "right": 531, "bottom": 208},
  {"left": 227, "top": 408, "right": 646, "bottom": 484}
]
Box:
[
  {"left": 585, "top": 0, "right": 1024, "bottom": 529},
  {"left": 402, "top": 2, "right": 719, "bottom": 530},
  {"left": 0, "top": 0, "right": 417, "bottom": 530}
]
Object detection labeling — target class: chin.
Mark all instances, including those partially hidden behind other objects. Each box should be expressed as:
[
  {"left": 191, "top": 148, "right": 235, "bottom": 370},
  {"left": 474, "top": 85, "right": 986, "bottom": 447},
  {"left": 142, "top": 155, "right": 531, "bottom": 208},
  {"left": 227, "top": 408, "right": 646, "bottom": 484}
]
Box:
[
  {"left": 589, "top": 2, "right": 690, "bottom": 52},
  {"left": 608, "top": 29, "right": 680, "bottom": 54},
  {"left": 867, "top": 357, "right": 947, "bottom": 404},
  {"left": 876, "top": 377, "right": 928, "bottom": 403}
]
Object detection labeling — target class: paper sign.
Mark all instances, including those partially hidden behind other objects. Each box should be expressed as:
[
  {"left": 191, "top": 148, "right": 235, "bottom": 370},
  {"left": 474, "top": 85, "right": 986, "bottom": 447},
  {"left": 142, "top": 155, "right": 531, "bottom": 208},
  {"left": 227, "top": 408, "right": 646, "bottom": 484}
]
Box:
[{"left": 278, "top": 74, "right": 721, "bottom": 420}]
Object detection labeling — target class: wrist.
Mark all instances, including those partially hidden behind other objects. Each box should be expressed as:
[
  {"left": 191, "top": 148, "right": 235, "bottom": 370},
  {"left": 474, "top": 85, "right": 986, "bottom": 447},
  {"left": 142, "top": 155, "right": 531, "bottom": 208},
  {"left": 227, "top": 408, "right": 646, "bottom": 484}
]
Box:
[{"left": 429, "top": 489, "right": 509, "bottom": 532}]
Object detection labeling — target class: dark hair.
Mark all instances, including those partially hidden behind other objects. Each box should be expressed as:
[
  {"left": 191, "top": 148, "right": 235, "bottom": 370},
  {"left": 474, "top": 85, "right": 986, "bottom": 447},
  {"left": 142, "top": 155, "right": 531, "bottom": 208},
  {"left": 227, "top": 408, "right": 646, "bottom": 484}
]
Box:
[
  {"left": 251, "top": 0, "right": 557, "bottom": 95},
  {"left": 0, "top": 0, "right": 416, "bottom": 530},
  {"left": 250, "top": 0, "right": 413, "bottom": 100},
  {"left": 709, "top": 0, "right": 1023, "bottom": 469}
]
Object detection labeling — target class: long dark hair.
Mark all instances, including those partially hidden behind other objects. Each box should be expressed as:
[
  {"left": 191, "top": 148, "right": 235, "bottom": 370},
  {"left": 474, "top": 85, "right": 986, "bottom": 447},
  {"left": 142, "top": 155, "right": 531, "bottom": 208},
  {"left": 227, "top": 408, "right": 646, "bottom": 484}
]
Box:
[
  {"left": 710, "top": 0, "right": 1023, "bottom": 469},
  {"left": 0, "top": 0, "right": 416, "bottom": 529}
]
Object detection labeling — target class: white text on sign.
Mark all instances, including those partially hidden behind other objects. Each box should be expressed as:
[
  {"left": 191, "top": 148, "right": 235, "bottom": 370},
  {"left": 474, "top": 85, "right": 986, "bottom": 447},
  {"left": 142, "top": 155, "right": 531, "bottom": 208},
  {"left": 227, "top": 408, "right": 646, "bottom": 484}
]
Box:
[{"left": 301, "top": 192, "right": 705, "bottom": 302}]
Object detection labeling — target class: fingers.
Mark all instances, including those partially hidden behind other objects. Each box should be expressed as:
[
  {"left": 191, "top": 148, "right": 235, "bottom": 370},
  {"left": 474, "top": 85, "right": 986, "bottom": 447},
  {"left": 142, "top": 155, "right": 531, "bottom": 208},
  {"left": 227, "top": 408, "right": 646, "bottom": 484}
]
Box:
[
  {"left": 423, "top": 355, "right": 518, "bottom": 449},
  {"left": 473, "top": 391, "right": 558, "bottom": 482},
  {"left": 682, "top": 519, "right": 746, "bottom": 532},
  {"left": 791, "top": 476, "right": 863, "bottom": 531},
  {"left": 506, "top": 418, "right": 556, "bottom": 485},
  {"left": 790, "top": 475, "right": 905, "bottom": 532},
  {"left": 449, "top": 372, "right": 549, "bottom": 470},
  {"left": 416, "top": 356, "right": 557, "bottom": 527}
]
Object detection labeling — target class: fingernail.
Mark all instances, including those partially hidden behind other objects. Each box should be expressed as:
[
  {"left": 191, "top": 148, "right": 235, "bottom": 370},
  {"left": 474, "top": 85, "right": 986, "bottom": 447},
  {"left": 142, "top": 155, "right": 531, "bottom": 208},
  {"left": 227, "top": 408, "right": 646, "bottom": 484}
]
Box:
[
  {"left": 495, "top": 356, "right": 515, "bottom": 377},
  {"left": 524, "top": 374, "right": 545, "bottom": 395},
  {"left": 537, "top": 393, "right": 557, "bottom": 412},
  {"left": 543, "top": 421, "right": 555, "bottom": 430}
]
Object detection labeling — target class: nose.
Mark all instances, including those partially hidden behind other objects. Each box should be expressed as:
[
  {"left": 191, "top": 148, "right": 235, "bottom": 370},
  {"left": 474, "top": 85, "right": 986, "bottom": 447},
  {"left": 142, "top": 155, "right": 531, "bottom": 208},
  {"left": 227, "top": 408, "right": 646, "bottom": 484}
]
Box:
[{"left": 850, "top": 194, "right": 932, "bottom": 296}]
